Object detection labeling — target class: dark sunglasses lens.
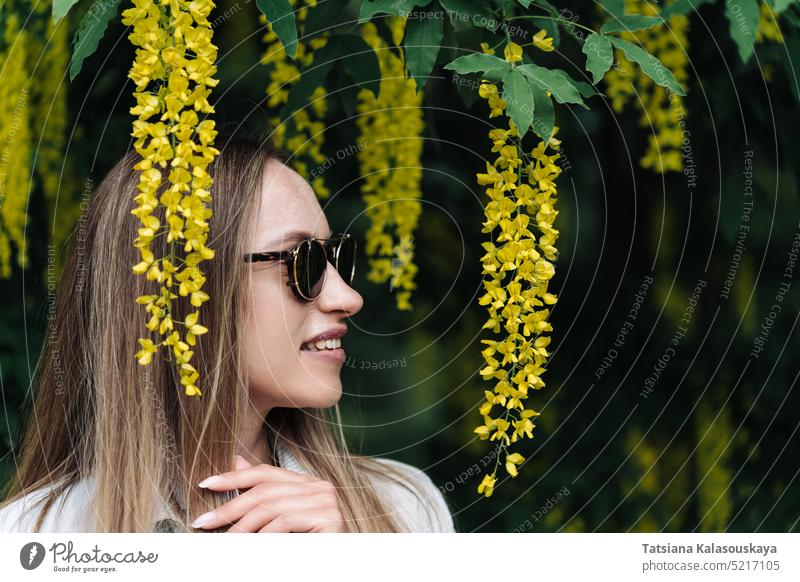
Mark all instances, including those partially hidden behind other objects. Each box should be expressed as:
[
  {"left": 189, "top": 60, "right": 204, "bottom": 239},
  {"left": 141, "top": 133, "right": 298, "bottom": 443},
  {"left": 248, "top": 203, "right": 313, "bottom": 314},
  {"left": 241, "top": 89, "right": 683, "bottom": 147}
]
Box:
[
  {"left": 337, "top": 236, "right": 356, "bottom": 285},
  {"left": 295, "top": 240, "right": 327, "bottom": 299}
]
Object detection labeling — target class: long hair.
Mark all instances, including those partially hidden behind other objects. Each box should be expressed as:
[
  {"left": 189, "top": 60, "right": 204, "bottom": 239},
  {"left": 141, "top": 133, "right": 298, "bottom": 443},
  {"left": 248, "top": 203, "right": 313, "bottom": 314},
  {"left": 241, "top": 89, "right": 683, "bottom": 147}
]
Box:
[{"left": 1, "top": 135, "right": 412, "bottom": 532}]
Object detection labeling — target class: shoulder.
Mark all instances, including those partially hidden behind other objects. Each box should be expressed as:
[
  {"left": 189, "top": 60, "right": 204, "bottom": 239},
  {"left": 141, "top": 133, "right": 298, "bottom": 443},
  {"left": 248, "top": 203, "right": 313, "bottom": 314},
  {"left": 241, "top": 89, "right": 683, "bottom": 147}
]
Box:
[
  {"left": 365, "top": 457, "right": 456, "bottom": 533},
  {"left": 0, "top": 478, "right": 96, "bottom": 533}
]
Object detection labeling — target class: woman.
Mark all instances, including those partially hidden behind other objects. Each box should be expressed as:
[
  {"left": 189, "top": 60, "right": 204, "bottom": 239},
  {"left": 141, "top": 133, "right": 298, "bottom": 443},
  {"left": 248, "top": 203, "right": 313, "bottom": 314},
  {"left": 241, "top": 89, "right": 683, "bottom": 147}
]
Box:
[{"left": 0, "top": 135, "right": 455, "bottom": 533}]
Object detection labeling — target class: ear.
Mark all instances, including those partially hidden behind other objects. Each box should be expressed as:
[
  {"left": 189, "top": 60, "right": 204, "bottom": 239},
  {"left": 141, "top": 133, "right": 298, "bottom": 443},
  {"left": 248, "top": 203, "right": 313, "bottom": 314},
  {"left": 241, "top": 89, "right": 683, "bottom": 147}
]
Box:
[{"left": 233, "top": 454, "right": 253, "bottom": 471}]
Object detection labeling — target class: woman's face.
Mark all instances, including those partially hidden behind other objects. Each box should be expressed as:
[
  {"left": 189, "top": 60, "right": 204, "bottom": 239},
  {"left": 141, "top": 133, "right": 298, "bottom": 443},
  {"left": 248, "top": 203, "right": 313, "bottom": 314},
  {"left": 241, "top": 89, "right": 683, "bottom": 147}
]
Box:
[{"left": 244, "top": 159, "right": 363, "bottom": 412}]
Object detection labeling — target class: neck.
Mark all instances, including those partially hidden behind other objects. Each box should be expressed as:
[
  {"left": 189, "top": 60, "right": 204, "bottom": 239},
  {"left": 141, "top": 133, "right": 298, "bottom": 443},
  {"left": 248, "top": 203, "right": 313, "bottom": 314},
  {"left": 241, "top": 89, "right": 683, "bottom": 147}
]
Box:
[{"left": 235, "top": 404, "right": 273, "bottom": 466}]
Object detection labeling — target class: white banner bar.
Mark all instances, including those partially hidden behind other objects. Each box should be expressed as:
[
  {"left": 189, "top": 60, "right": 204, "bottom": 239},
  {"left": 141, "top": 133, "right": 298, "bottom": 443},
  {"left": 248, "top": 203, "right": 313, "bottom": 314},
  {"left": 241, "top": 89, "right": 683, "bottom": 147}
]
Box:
[{"left": 1, "top": 533, "right": 797, "bottom": 581}]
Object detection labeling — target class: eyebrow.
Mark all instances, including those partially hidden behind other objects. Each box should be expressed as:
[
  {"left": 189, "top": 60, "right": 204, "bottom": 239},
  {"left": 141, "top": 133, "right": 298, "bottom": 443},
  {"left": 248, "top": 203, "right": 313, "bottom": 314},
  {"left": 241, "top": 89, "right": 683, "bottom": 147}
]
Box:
[{"left": 269, "top": 229, "right": 333, "bottom": 248}]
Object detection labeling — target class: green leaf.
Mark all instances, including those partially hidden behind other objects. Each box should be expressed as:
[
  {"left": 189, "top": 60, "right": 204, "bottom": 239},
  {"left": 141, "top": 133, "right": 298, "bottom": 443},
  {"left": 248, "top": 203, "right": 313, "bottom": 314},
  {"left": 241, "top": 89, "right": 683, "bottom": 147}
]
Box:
[
  {"left": 574, "top": 80, "right": 598, "bottom": 98},
  {"left": 600, "top": 0, "right": 626, "bottom": 18},
  {"left": 725, "top": 0, "right": 759, "bottom": 63},
  {"left": 582, "top": 33, "right": 614, "bottom": 84},
  {"left": 453, "top": 73, "right": 480, "bottom": 108},
  {"left": 358, "top": 0, "right": 433, "bottom": 23},
  {"left": 69, "top": 0, "right": 122, "bottom": 81},
  {"left": 529, "top": 84, "right": 554, "bottom": 143},
  {"left": 403, "top": 7, "right": 444, "bottom": 92},
  {"left": 607, "top": 36, "right": 687, "bottom": 95},
  {"left": 530, "top": 0, "right": 559, "bottom": 13},
  {"left": 516, "top": 63, "right": 588, "bottom": 108},
  {"left": 516, "top": 0, "right": 532, "bottom": 7},
  {"left": 784, "top": 29, "right": 800, "bottom": 102},
  {"left": 439, "top": 0, "right": 498, "bottom": 32},
  {"left": 339, "top": 34, "right": 382, "bottom": 97},
  {"left": 53, "top": 0, "right": 81, "bottom": 21},
  {"left": 304, "top": 0, "right": 343, "bottom": 38},
  {"left": 280, "top": 33, "right": 382, "bottom": 119},
  {"left": 279, "top": 41, "right": 339, "bottom": 121},
  {"left": 774, "top": 0, "right": 798, "bottom": 13},
  {"left": 498, "top": 0, "right": 517, "bottom": 16},
  {"left": 660, "top": 0, "right": 715, "bottom": 18},
  {"left": 600, "top": 15, "right": 664, "bottom": 34},
  {"left": 257, "top": 0, "right": 298, "bottom": 58},
  {"left": 443, "top": 52, "right": 509, "bottom": 77},
  {"left": 502, "top": 68, "right": 534, "bottom": 137}
]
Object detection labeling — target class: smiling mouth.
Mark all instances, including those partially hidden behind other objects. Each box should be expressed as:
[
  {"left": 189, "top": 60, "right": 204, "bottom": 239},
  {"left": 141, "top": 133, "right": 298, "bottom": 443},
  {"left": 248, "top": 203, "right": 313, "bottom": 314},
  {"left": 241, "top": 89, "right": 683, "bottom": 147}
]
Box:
[{"left": 300, "top": 337, "right": 343, "bottom": 351}]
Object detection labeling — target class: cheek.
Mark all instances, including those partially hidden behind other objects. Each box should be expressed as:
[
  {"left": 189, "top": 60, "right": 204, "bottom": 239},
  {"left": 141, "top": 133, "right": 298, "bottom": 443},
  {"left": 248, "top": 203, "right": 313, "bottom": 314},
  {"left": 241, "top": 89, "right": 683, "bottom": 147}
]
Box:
[
  {"left": 242, "top": 274, "right": 343, "bottom": 411},
  {"left": 244, "top": 277, "right": 305, "bottom": 390}
]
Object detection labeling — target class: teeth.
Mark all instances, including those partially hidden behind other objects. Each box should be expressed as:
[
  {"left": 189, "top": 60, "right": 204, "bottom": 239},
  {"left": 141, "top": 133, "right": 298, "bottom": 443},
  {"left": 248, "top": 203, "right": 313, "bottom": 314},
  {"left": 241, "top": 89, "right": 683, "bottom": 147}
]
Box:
[{"left": 301, "top": 337, "right": 342, "bottom": 351}]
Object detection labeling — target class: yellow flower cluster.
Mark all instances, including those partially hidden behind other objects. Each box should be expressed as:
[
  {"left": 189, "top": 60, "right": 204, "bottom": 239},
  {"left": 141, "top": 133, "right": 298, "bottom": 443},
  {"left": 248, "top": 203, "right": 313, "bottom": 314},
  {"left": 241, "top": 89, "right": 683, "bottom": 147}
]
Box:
[
  {"left": 261, "top": 0, "right": 330, "bottom": 198},
  {"left": 695, "top": 396, "right": 734, "bottom": 531},
  {"left": 0, "top": 14, "right": 32, "bottom": 278},
  {"left": 474, "top": 41, "right": 561, "bottom": 497},
  {"left": 0, "top": 5, "right": 73, "bottom": 279},
  {"left": 603, "top": 0, "right": 689, "bottom": 173},
  {"left": 122, "top": 0, "right": 220, "bottom": 397},
  {"left": 356, "top": 18, "right": 424, "bottom": 311},
  {"left": 756, "top": 1, "right": 783, "bottom": 44},
  {"left": 30, "top": 4, "right": 73, "bottom": 263}
]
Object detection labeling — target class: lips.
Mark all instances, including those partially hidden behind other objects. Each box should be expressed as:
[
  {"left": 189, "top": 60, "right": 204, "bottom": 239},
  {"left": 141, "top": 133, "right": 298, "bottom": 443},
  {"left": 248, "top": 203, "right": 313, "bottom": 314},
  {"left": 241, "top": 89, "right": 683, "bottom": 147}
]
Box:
[{"left": 300, "top": 326, "right": 347, "bottom": 351}]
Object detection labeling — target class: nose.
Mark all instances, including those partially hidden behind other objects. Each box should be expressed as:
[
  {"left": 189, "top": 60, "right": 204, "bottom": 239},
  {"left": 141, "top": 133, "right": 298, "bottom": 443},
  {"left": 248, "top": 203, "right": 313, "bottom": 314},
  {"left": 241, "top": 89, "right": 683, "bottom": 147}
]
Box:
[{"left": 315, "top": 261, "right": 363, "bottom": 316}]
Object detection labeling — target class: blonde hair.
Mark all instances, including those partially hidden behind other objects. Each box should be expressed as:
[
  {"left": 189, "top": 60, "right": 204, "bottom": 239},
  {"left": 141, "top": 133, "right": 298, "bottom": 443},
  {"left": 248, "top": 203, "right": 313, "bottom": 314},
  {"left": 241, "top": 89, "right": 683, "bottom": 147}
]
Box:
[{"left": 1, "top": 136, "right": 416, "bottom": 532}]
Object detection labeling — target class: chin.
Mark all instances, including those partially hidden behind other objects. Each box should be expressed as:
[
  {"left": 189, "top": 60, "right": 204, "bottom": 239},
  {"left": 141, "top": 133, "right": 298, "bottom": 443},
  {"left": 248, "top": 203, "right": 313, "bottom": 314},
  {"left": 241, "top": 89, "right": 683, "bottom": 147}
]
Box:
[{"left": 304, "top": 386, "right": 343, "bottom": 409}]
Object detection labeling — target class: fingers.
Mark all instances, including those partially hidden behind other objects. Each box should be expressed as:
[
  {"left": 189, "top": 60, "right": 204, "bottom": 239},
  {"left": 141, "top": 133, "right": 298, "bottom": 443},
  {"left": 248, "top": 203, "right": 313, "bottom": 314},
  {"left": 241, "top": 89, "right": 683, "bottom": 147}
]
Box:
[
  {"left": 198, "top": 463, "right": 314, "bottom": 491},
  {"left": 192, "top": 482, "right": 330, "bottom": 530},
  {"left": 232, "top": 455, "right": 252, "bottom": 471},
  {"left": 226, "top": 494, "right": 337, "bottom": 533},
  {"left": 192, "top": 456, "right": 344, "bottom": 533},
  {"left": 257, "top": 509, "right": 343, "bottom": 533}
]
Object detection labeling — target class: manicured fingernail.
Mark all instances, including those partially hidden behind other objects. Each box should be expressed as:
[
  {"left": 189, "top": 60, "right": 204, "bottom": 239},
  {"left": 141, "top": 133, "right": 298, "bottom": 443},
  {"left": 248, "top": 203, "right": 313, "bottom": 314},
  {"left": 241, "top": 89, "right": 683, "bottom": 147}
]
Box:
[
  {"left": 234, "top": 454, "right": 244, "bottom": 461},
  {"left": 191, "top": 511, "right": 215, "bottom": 528},
  {"left": 198, "top": 475, "right": 223, "bottom": 488}
]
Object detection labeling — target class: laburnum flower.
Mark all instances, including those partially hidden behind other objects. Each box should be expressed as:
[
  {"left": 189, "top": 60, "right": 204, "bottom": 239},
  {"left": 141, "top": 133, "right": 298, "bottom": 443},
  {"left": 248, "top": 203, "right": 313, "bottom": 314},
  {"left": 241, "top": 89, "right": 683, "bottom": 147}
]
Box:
[
  {"left": 261, "top": 0, "right": 330, "bottom": 198},
  {"left": 756, "top": 1, "right": 784, "bottom": 44},
  {"left": 135, "top": 338, "right": 158, "bottom": 365},
  {"left": 122, "top": 0, "right": 220, "bottom": 397},
  {"left": 505, "top": 452, "right": 525, "bottom": 477},
  {"left": 472, "top": 40, "right": 561, "bottom": 497},
  {"left": 532, "top": 30, "right": 555, "bottom": 52},
  {"left": 0, "top": 14, "right": 32, "bottom": 278},
  {"left": 478, "top": 474, "right": 497, "bottom": 497},
  {"left": 503, "top": 41, "right": 523, "bottom": 64},
  {"left": 25, "top": 1, "right": 73, "bottom": 270},
  {"left": 356, "top": 17, "right": 424, "bottom": 311},
  {"left": 603, "top": 0, "right": 689, "bottom": 173}
]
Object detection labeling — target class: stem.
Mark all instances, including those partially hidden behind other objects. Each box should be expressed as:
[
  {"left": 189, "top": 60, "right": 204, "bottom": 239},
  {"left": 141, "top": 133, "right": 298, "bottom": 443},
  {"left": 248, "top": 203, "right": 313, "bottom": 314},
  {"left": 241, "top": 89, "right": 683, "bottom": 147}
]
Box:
[
  {"left": 490, "top": 405, "right": 514, "bottom": 476},
  {"left": 506, "top": 14, "right": 597, "bottom": 36}
]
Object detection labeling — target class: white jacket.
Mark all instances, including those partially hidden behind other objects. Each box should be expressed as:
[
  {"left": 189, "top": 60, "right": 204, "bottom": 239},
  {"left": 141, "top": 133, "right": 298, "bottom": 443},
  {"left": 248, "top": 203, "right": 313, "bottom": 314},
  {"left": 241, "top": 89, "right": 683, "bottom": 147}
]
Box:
[{"left": 0, "top": 441, "right": 455, "bottom": 533}]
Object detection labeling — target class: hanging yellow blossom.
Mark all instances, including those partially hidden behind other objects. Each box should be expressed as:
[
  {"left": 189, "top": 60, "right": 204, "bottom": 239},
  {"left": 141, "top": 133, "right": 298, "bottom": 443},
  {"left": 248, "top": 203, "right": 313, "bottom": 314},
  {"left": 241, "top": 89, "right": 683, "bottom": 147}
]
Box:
[
  {"left": 356, "top": 17, "right": 424, "bottom": 311},
  {"left": 756, "top": 1, "right": 783, "bottom": 44},
  {"left": 473, "top": 41, "right": 561, "bottom": 497},
  {"left": 261, "top": 0, "right": 330, "bottom": 198},
  {"left": 532, "top": 30, "right": 555, "bottom": 52},
  {"left": 29, "top": 4, "right": 75, "bottom": 272},
  {"left": 603, "top": 0, "right": 689, "bottom": 173},
  {"left": 0, "top": 14, "right": 33, "bottom": 278},
  {"left": 477, "top": 473, "right": 496, "bottom": 497},
  {"left": 122, "top": 0, "right": 220, "bottom": 397}
]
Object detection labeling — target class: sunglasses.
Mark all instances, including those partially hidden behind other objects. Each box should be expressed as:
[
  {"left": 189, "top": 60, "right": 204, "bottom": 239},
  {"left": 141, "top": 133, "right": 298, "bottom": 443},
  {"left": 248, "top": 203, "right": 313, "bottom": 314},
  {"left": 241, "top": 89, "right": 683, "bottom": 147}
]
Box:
[{"left": 244, "top": 233, "right": 357, "bottom": 301}]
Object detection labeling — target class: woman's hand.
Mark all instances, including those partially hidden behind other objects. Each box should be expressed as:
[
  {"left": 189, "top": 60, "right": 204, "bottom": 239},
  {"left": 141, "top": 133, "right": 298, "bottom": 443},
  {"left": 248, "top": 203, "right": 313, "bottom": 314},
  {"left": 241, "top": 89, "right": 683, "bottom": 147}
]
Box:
[{"left": 191, "top": 455, "right": 345, "bottom": 532}]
